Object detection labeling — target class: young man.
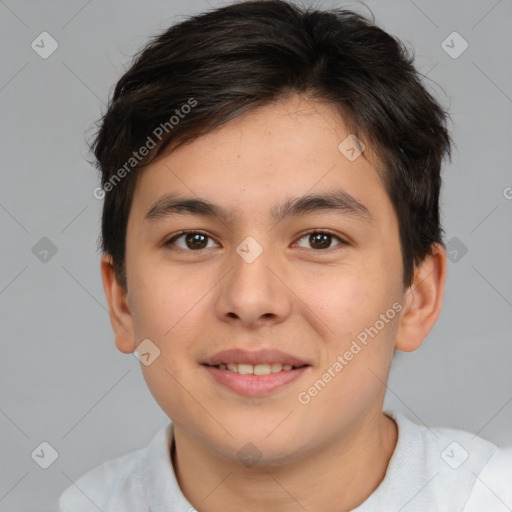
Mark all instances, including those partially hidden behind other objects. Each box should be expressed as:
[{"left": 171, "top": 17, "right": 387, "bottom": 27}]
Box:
[{"left": 59, "top": 1, "right": 512, "bottom": 510}]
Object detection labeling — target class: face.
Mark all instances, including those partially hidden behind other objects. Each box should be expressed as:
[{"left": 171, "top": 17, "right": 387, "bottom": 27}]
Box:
[{"left": 118, "top": 95, "right": 409, "bottom": 464}]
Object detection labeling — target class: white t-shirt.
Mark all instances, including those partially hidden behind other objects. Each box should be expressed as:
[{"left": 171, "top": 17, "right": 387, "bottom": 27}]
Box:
[{"left": 58, "top": 410, "right": 512, "bottom": 511}]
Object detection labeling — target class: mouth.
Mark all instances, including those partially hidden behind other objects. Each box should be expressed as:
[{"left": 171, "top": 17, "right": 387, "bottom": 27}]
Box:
[
  {"left": 205, "top": 362, "right": 306, "bottom": 374},
  {"left": 203, "top": 347, "right": 310, "bottom": 368},
  {"left": 201, "top": 348, "right": 311, "bottom": 397}
]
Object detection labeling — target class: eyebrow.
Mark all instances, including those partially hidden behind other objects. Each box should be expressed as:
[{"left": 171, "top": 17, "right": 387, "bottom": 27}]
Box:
[{"left": 144, "top": 190, "right": 373, "bottom": 224}]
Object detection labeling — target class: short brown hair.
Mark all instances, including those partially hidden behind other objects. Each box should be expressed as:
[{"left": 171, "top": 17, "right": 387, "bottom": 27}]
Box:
[{"left": 90, "top": 0, "right": 452, "bottom": 290}]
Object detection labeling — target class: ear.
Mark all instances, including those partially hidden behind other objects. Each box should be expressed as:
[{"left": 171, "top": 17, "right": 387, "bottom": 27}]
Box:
[
  {"left": 394, "top": 243, "right": 447, "bottom": 352},
  {"left": 100, "top": 255, "right": 136, "bottom": 354}
]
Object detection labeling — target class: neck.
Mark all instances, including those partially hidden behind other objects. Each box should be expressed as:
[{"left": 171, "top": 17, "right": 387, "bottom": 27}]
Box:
[{"left": 172, "top": 410, "right": 398, "bottom": 512}]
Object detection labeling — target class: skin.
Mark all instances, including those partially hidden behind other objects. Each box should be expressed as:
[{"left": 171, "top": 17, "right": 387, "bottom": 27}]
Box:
[{"left": 101, "top": 94, "right": 446, "bottom": 512}]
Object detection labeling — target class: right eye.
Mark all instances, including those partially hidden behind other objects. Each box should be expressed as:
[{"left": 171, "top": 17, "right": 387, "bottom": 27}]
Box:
[{"left": 164, "top": 230, "right": 219, "bottom": 252}]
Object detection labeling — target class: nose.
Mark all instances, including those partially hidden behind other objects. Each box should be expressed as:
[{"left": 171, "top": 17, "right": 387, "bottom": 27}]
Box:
[{"left": 214, "top": 237, "right": 292, "bottom": 329}]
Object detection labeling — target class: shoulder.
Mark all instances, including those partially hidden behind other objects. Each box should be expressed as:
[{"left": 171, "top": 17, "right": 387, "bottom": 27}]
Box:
[
  {"left": 381, "top": 411, "right": 508, "bottom": 511},
  {"left": 58, "top": 445, "right": 148, "bottom": 512},
  {"left": 463, "top": 444, "right": 512, "bottom": 511},
  {"left": 473, "top": 442, "right": 512, "bottom": 476}
]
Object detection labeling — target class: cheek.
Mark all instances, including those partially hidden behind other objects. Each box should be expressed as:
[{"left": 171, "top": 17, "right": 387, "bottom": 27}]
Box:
[
  {"left": 305, "top": 267, "right": 376, "bottom": 330},
  {"left": 129, "top": 261, "right": 202, "bottom": 340},
  {"left": 132, "top": 267, "right": 201, "bottom": 415},
  {"left": 302, "top": 264, "right": 398, "bottom": 358}
]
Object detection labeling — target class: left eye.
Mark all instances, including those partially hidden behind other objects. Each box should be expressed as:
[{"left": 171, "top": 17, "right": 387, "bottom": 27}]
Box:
[
  {"left": 295, "top": 231, "right": 345, "bottom": 250},
  {"left": 164, "top": 230, "right": 345, "bottom": 252}
]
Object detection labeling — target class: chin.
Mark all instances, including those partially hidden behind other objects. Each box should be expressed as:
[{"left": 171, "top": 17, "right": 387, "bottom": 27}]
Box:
[{"left": 217, "top": 428, "right": 314, "bottom": 468}]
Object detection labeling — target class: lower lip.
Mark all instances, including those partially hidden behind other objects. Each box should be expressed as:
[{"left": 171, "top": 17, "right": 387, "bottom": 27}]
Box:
[{"left": 202, "top": 365, "right": 309, "bottom": 397}]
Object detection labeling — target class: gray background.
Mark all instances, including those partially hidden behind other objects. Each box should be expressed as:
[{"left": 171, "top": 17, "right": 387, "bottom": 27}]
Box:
[{"left": 1, "top": 0, "right": 511, "bottom": 510}]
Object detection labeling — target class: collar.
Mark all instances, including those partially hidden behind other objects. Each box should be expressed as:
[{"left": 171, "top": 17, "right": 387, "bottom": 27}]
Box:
[
  {"left": 139, "top": 410, "right": 498, "bottom": 512},
  {"left": 351, "top": 410, "right": 498, "bottom": 511}
]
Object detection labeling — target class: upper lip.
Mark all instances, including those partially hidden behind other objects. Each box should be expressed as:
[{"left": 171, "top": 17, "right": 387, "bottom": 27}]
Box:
[{"left": 203, "top": 348, "right": 310, "bottom": 367}]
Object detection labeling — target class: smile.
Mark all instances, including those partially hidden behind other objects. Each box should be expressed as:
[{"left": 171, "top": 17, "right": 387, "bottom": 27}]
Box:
[
  {"left": 209, "top": 362, "right": 303, "bottom": 374},
  {"left": 202, "top": 363, "right": 310, "bottom": 397}
]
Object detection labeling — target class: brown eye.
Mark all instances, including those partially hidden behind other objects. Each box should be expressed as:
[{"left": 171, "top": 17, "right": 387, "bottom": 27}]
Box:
[
  {"left": 295, "top": 231, "right": 345, "bottom": 250},
  {"left": 165, "top": 231, "right": 217, "bottom": 251},
  {"left": 184, "top": 233, "right": 208, "bottom": 249}
]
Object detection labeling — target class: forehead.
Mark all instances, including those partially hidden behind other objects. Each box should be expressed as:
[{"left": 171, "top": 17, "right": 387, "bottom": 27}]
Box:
[{"left": 129, "top": 96, "right": 393, "bottom": 226}]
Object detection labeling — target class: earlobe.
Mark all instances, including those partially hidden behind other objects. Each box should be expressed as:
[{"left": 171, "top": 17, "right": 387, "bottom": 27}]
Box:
[
  {"left": 394, "top": 243, "right": 447, "bottom": 352},
  {"left": 100, "top": 255, "right": 136, "bottom": 354}
]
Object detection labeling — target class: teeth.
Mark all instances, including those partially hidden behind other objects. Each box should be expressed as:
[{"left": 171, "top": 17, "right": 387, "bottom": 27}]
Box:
[
  {"left": 216, "top": 363, "right": 298, "bottom": 374},
  {"left": 254, "top": 364, "right": 271, "bottom": 375},
  {"left": 238, "top": 363, "right": 253, "bottom": 375}
]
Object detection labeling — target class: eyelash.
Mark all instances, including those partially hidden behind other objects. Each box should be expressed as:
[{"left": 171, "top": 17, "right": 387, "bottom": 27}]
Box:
[{"left": 163, "top": 230, "right": 348, "bottom": 253}]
